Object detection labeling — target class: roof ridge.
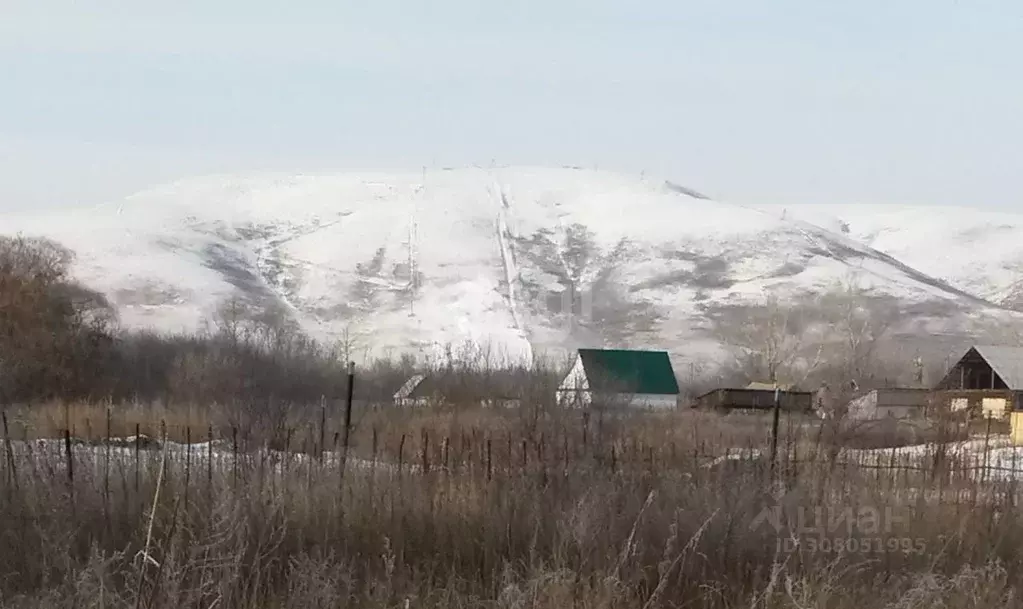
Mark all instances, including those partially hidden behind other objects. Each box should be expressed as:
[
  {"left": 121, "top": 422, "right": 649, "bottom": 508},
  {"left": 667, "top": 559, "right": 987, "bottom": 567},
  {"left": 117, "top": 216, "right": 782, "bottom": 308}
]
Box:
[
  {"left": 577, "top": 347, "right": 670, "bottom": 353},
  {"left": 964, "top": 345, "right": 1023, "bottom": 390}
]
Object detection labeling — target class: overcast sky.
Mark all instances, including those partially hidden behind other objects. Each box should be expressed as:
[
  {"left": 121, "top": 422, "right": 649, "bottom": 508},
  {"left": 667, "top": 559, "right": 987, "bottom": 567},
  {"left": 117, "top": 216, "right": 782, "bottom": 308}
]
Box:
[{"left": 2, "top": 0, "right": 1022, "bottom": 211}]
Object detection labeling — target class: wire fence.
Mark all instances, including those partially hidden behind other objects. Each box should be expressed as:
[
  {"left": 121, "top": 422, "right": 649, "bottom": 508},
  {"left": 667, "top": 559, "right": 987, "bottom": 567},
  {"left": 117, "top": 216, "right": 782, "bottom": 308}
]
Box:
[{"left": 5, "top": 407, "right": 1023, "bottom": 516}]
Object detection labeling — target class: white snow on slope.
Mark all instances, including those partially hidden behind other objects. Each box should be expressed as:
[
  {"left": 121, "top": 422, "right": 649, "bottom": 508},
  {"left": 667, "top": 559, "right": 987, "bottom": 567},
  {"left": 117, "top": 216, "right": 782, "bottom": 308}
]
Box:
[
  {"left": 1, "top": 167, "right": 1011, "bottom": 366},
  {"left": 755, "top": 203, "right": 1023, "bottom": 306}
]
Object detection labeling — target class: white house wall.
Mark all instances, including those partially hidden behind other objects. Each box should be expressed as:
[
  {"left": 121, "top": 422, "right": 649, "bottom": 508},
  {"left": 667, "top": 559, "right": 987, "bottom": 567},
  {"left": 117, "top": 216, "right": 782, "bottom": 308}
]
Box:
[
  {"left": 847, "top": 390, "right": 927, "bottom": 420},
  {"left": 557, "top": 389, "right": 592, "bottom": 408},
  {"left": 557, "top": 356, "right": 588, "bottom": 392},
  {"left": 847, "top": 392, "right": 878, "bottom": 420},
  {"left": 557, "top": 355, "right": 590, "bottom": 408}
]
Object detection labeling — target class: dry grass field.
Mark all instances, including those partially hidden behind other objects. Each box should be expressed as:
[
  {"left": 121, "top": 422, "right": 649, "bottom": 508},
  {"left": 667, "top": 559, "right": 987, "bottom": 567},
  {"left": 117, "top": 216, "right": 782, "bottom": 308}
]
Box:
[{"left": 2, "top": 400, "right": 1023, "bottom": 609}]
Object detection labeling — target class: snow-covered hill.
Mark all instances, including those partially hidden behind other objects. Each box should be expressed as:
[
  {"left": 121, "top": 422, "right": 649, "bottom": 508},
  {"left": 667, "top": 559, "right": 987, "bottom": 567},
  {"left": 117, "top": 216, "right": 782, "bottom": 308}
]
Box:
[
  {"left": 754, "top": 204, "right": 1023, "bottom": 308},
  {"left": 2, "top": 167, "right": 1011, "bottom": 366}
]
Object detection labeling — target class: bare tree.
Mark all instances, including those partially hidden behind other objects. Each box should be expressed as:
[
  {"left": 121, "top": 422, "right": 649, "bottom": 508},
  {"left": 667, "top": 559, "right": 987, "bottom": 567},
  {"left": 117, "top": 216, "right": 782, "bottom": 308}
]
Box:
[
  {"left": 211, "top": 294, "right": 253, "bottom": 350},
  {"left": 712, "top": 275, "right": 901, "bottom": 413},
  {"left": 250, "top": 301, "right": 300, "bottom": 354},
  {"left": 717, "top": 294, "right": 817, "bottom": 386},
  {"left": 816, "top": 273, "right": 899, "bottom": 393},
  {"left": 334, "top": 323, "right": 367, "bottom": 367}
]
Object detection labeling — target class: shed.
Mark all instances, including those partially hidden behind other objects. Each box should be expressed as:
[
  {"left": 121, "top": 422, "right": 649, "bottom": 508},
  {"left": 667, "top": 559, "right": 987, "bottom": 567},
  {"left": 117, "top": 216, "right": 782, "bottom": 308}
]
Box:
[
  {"left": 557, "top": 348, "right": 679, "bottom": 410},
  {"left": 393, "top": 374, "right": 430, "bottom": 407},
  {"left": 393, "top": 373, "right": 524, "bottom": 409},
  {"left": 694, "top": 387, "right": 813, "bottom": 413},
  {"left": 846, "top": 388, "right": 929, "bottom": 421},
  {"left": 745, "top": 382, "right": 795, "bottom": 391},
  {"left": 934, "top": 345, "right": 1023, "bottom": 420}
]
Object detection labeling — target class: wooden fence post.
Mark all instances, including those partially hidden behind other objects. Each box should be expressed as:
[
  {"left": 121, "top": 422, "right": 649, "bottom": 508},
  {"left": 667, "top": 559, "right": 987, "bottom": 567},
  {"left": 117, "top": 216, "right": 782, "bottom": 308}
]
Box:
[
  {"left": 2, "top": 411, "right": 17, "bottom": 492},
  {"left": 134, "top": 424, "right": 140, "bottom": 506},
  {"left": 398, "top": 434, "right": 406, "bottom": 473},
  {"left": 184, "top": 426, "right": 192, "bottom": 512},
  {"left": 563, "top": 434, "right": 569, "bottom": 472},
  {"left": 422, "top": 430, "right": 430, "bottom": 475},
  {"left": 340, "top": 362, "right": 356, "bottom": 483},
  {"left": 443, "top": 437, "right": 450, "bottom": 472},
  {"left": 372, "top": 427, "right": 378, "bottom": 463},
  {"left": 486, "top": 436, "right": 493, "bottom": 482},
  {"left": 319, "top": 397, "right": 327, "bottom": 464},
  {"left": 64, "top": 429, "right": 75, "bottom": 517},
  {"left": 983, "top": 415, "right": 993, "bottom": 484},
  {"left": 232, "top": 426, "right": 238, "bottom": 489},
  {"left": 285, "top": 428, "right": 293, "bottom": 476},
  {"left": 104, "top": 407, "right": 111, "bottom": 531},
  {"left": 207, "top": 425, "right": 213, "bottom": 495},
  {"left": 769, "top": 388, "right": 781, "bottom": 481}
]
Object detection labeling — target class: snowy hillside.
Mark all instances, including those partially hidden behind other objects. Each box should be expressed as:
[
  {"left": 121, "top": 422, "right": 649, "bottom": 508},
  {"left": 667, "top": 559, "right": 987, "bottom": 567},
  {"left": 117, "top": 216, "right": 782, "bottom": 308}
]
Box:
[
  {"left": 754, "top": 204, "right": 1023, "bottom": 308},
  {"left": 1, "top": 167, "right": 1009, "bottom": 366}
]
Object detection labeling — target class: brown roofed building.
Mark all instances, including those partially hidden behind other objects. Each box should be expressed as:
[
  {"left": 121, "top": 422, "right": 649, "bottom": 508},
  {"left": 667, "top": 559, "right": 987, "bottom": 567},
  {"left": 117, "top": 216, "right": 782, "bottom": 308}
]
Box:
[{"left": 934, "top": 345, "right": 1023, "bottom": 420}]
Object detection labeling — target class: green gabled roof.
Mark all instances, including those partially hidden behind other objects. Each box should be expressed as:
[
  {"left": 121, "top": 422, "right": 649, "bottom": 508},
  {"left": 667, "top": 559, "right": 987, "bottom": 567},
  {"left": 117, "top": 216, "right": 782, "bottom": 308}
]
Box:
[{"left": 578, "top": 348, "right": 679, "bottom": 395}]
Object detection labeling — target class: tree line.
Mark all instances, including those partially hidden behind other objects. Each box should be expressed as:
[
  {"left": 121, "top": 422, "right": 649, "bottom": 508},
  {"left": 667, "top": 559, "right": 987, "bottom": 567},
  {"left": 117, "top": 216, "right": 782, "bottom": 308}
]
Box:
[
  {"left": 4, "top": 234, "right": 984, "bottom": 413},
  {"left": 1, "top": 235, "right": 554, "bottom": 409}
]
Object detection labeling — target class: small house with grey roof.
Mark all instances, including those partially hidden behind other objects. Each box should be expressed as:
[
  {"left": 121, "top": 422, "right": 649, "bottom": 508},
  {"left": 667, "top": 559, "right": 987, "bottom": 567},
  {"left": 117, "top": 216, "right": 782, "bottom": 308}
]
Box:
[
  {"left": 393, "top": 374, "right": 430, "bottom": 407},
  {"left": 845, "top": 388, "right": 929, "bottom": 420},
  {"left": 557, "top": 348, "right": 680, "bottom": 410},
  {"left": 393, "top": 372, "right": 523, "bottom": 409},
  {"left": 934, "top": 345, "right": 1023, "bottom": 420},
  {"left": 694, "top": 383, "right": 814, "bottom": 413}
]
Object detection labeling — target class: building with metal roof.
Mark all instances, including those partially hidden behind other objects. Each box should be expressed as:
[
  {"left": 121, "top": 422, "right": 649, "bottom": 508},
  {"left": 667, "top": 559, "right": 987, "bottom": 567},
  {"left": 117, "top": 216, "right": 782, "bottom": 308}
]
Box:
[
  {"left": 557, "top": 348, "right": 680, "bottom": 410},
  {"left": 392, "top": 372, "right": 524, "bottom": 409},
  {"left": 393, "top": 373, "right": 429, "bottom": 407},
  {"left": 745, "top": 381, "right": 797, "bottom": 391},
  {"left": 693, "top": 387, "right": 814, "bottom": 413},
  {"left": 934, "top": 345, "right": 1023, "bottom": 420}
]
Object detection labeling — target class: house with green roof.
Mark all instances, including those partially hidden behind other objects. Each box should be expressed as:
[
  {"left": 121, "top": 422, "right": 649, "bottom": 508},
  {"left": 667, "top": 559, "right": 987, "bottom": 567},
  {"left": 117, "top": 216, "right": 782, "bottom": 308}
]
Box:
[{"left": 557, "top": 348, "right": 680, "bottom": 410}]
